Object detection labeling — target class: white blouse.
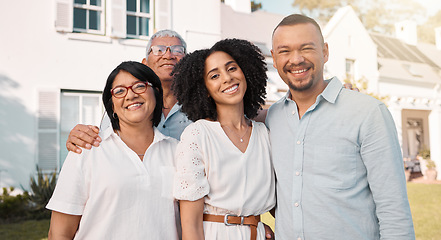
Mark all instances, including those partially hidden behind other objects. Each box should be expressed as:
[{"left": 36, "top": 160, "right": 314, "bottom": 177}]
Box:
[
  {"left": 173, "top": 119, "right": 276, "bottom": 240},
  {"left": 47, "top": 126, "right": 180, "bottom": 240}
]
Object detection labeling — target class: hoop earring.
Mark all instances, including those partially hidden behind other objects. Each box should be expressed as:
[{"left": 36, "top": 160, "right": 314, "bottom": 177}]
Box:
[{"left": 113, "top": 112, "right": 118, "bottom": 119}]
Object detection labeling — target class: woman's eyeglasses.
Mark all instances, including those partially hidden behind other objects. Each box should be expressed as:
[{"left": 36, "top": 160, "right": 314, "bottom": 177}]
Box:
[{"left": 111, "top": 82, "right": 152, "bottom": 98}]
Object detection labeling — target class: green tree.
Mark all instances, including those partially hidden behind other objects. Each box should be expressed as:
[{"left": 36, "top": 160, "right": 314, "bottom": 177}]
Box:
[
  {"left": 344, "top": 76, "right": 389, "bottom": 104},
  {"left": 251, "top": 1, "right": 262, "bottom": 12},
  {"left": 292, "top": 0, "right": 426, "bottom": 34},
  {"left": 291, "top": 0, "right": 354, "bottom": 24},
  {"left": 418, "top": 10, "right": 441, "bottom": 44}
]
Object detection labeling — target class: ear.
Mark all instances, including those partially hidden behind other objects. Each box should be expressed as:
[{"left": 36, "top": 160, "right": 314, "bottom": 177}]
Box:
[
  {"left": 142, "top": 58, "right": 147, "bottom": 65},
  {"left": 323, "top": 42, "right": 329, "bottom": 64},
  {"left": 271, "top": 49, "right": 277, "bottom": 68}
]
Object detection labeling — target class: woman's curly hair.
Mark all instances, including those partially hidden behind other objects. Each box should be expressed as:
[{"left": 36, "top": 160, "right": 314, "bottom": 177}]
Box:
[{"left": 171, "top": 38, "right": 267, "bottom": 121}]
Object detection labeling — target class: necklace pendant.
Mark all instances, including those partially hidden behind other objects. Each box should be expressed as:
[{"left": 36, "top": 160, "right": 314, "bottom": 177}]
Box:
[{"left": 240, "top": 138, "right": 244, "bottom": 143}]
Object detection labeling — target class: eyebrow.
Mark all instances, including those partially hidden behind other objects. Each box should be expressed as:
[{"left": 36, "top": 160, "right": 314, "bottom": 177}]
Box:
[
  {"left": 206, "top": 60, "right": 236, "bottom": 77},
  {"left": 113, "top": 80, "right": 143, "bottom": 88},
  {"left": 276, "top": 42, "right": 316, "bottom": 50}
]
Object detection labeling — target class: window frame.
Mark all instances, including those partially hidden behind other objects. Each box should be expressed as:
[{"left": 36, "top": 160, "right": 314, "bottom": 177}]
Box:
[
  {"left": 73, "top": 0, "right": 105, "bottom": 35},
  {"left": 59, "top": 90, "right": 104, "bottom": 170},
  {"left": 345, "top": 58, "right": 356, "bottom": 81},
  {"left": 126, "top": 0, "right": 153, "bottom": 39}
]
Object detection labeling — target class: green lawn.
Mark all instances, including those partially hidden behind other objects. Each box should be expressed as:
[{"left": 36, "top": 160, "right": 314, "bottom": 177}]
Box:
[
  {"left": 0, "top": 219, "right": 49, "bottom": 240},
  {"left": 407, "top": 183, "right": 441, "bottom": 240},
  {"left": 1, "top": 183, "right": 440, "bottom": 239},
  {"left": 262, "top": 182, "right": 441, "bottom": 240}
]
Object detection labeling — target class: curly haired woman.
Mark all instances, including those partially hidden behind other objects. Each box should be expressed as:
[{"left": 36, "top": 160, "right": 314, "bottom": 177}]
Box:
[{"left": 172, "top": 39, "right": 275, "bottom": 240}]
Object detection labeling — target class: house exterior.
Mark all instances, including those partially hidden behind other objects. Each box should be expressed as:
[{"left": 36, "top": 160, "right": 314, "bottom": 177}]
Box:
[
  {"left": 0, "top": 0, "right": 284, "bottom": 190},
  {"left": 5, "top": 1, "right": 436, "bottom": 191},
  {"left": 323, "top": 6, "right": 441, "bottom": 179}
]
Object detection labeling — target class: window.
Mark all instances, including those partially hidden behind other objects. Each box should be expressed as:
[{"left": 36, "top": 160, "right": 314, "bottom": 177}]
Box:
[
  {"left": 73, "top": 0, "right": 104, "bottom": 34},
  {"left": 345, "top": 59, "right": 355, "bottom": 81},
  {"left": 59, "top": 90, "right": 104, "bottom": 168},
  {"left": 55, "top": 0, "right": 167, "bottom": 38},
  {"left": 126, "top": 0, "right": 152, "bottom": 38}
]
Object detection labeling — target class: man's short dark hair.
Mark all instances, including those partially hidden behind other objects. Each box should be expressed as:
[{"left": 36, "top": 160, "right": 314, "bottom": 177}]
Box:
[{"left": 273, "top": 14, "right": 324, "bottom": 43}]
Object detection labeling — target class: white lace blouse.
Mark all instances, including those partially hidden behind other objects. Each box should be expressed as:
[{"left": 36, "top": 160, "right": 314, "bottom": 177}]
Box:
[{"left": 173, "top": 119, "right": 276, "bottom": 240}]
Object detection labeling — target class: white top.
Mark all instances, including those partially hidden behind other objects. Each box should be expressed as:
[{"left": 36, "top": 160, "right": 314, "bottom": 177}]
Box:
[
  {"left": 173, "top": 119, "right": 276, "bottom": 240},
  {"left": 47, "top": 126, "right": 180, "bottom": 240}
]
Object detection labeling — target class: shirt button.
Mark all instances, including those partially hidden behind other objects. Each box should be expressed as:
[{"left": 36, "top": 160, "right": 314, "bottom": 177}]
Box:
[
  {"left": 294, "top": 202, "right": 299, "bottom": 207},
  {"left": 163, "top": 125, "right": 166, "bottom": 128},
  {"left": 295, "top": 171, "right": 300, "bottom": 176},
  {"left": 296, "top": 140, "right": 301, "bottom": 145},
  {"left": 292, "top": 110, "right": 296, "bottom": 115}
]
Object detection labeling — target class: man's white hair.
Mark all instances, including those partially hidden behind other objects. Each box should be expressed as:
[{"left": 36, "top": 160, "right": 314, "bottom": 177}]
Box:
[{"left": 145, "top": 29, "right": 187, "bottom": 59}]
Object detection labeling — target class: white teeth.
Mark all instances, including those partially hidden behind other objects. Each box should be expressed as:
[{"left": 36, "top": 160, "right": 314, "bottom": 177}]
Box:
[
  {"left": 292, "top": 69, "right": 307, "bottom": 74},
  {"left": 223, "top": 84, "right": 238, "bottom": 93},
  {"left": 127, "top": 103, "right": 141, "bottom": 109}
]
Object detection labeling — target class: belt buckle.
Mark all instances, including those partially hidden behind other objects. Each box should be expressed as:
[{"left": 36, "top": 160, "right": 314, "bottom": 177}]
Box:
[{"left": 224, "top": 214, "right": 244, "bottom": 226}]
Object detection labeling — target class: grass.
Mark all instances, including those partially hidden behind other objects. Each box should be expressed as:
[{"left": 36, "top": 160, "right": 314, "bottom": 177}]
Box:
[
  {"left": 407, "top": 183, "right": 441, "bottom": 240},
  {"left": 261, "top": 182, "right": 441, "bottom": 240},
  {"left": 1, "top": 183, "right": 440, "bottom": 239},
  {"left": 0, "top": 219, "right": 49, "bottom": 240}
]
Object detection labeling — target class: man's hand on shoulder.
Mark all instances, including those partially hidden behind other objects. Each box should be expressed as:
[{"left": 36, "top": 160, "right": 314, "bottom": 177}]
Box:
[{"left": 66, "top": 124, "right": 101, "bottom": 154}]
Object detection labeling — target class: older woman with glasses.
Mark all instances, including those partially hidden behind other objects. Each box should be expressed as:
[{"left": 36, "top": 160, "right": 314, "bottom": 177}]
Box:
[{"left": 46, "top": 61, "right": 180, "bottom": 239}]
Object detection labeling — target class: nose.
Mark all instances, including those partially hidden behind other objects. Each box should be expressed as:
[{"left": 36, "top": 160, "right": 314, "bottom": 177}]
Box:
[
  {"left": 125, "top": 87, "right": 138, "bottom": 99},
  {"left": 289, "top": 51, "right": 304, "bottom": 65},
  {"left": 222, "top": 71, "right": 234, "bottom": 84},
  {"left": 162, "top": 47, "right": 175, "bottom": 59}
]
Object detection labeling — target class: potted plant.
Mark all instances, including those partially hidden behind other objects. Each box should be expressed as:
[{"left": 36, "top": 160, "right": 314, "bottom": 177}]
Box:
[
  {"left": 419, "top": 146, "right": 437, "bottom": 181},
  {"left": 425, "top": 158, "right": 437, "bottom": 181}
]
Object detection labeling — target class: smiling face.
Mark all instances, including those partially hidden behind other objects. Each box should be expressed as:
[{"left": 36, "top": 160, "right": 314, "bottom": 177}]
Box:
[
  {"left": 271, "top": 23, "right": 329, "bottom": 94},
  {"left": 143, "top": 36, "right": 184, "bottom": 87},
  {"left": 203, "top": 51, "right": 247, "bottom": 108},
  {"left": 112, "top": 70, "right": 156, "bottom": 128}
]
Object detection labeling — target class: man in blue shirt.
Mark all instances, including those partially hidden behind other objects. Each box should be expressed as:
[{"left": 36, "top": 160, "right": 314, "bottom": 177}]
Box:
[
  {"left": 267, "top": 14, "right": 414, "bottom": 239},
  {"left": 67, "top": 30, "right": 191, "bottom": 153}
]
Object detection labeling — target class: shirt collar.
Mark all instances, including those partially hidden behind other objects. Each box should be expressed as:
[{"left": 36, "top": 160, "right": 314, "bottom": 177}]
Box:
[
  {"left": 283, "top": 77, "right": 342, "bottom": 105},
  {"left": 100, "top": 125, "right": 115, "bottom": 141},
  {"left": 320, "top": 77, "right": 342, "bottom": 104},
  {"left": 164, "top": 103, "right": 182, "bottom": 120},
  {"left": 100, "top": 124, "right": 170, "bottom": 144}
]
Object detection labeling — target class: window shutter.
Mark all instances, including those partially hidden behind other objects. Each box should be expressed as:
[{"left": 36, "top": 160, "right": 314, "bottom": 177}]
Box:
[
  {"left": 155, "top": 0, "right": 171, "bottom": 30},
  {"left": 37, "top": 91, "right": 59, "bottom": 171},
  {"left": 111, "top": 0, "right": 127, "bottom": 38},
  {"left": 54, "top": 0, "right": 73, "bottom": 32}
]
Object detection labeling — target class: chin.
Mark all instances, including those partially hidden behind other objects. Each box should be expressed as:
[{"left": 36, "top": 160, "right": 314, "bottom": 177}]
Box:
[{"left": 288, "top": 81, "right": 313, "bottom": 92}]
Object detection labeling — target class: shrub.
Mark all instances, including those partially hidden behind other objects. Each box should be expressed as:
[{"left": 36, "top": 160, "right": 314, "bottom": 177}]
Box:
[
  {"left": 0, "top": 167, "right": 57, "bottom": 222},
  {"left": 28, "top": 167, "right": 57, "bottom": 219},
  {"left": 0, "top": 187, "right": 31, "bottom": 223}
]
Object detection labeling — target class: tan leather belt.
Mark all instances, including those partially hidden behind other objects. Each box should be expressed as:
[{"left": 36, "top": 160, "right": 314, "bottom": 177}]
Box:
[{"left": 203, "top": 213, "right": 261, "bottom": 240}]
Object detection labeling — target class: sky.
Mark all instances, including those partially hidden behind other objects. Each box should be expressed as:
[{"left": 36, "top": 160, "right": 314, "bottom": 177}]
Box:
[{"left": 258, "top": 0, "right": 441, "bottom": 17}]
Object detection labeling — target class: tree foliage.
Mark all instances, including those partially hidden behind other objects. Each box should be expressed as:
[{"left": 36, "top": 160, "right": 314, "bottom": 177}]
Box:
[
  {"left": 418, "top": 10, "right": 441, "bottom": 44},
  {"left": 251, "top": 1, "right": 262, "bottom": 12},
  {"left": 292, "top": 0, "right": 427, "bottom": 35}
]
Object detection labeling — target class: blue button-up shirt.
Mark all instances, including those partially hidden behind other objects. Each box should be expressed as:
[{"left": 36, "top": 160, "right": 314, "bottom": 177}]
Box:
[
  {"left": 157, "top": 103, "right": 191, "bottom": 140},
  {"left": 266, "top": 77, "right": 414, "bottom": 240}
]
